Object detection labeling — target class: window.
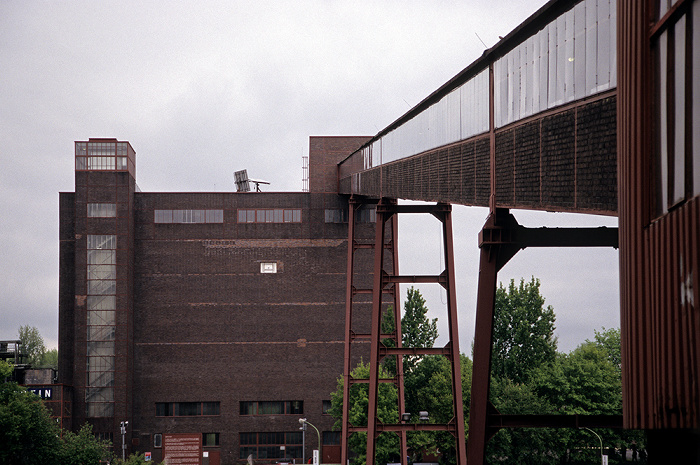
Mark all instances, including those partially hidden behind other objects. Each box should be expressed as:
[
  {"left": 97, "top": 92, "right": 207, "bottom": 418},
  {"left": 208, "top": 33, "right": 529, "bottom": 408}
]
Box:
[
  {"left": 322, "top": 400, "right": 332, "bottom": 414},
  {"left": 240, "top": 432, "right": 302, "bottom": 460},
  {"left": 240, "top": 401, "right": 303, "bottom": 415},
  {"left": 324, "top": 209, "right": 348, "bottom": 223},
  {"left": 203, "top": 433, "right": 220, "bottom": 447},
  {"left": 86, "top": 235, "right": 116, "bottom": 418},
  {"left": 322, "top": 431, "right": 341, "bottom": 446},
  {"left": 237, "top": 209, "right": 302, "bottom": 223},
  {"left": 155, "top": 401, "right": 220, "bottom": 417},
  {"left": 202, "top": 402, "right": 220, "bottom": 416},
  {"left": 154, "top": 209, "right": 224, "bottom": 224},
  {"left": 154, "top": 433, "right": 162, "bottom": 448},
  {"left": 653, "top": 0, "right": 700, "bottom": 215},
  {"left": 96, "top": 432, "right": 114, "bottom": 443},
  {"left": 87, "top": 203, "right": 117, "bottom": 218},
  {"left": 357, "top": 207, "right": 376, "bottom": 223}
]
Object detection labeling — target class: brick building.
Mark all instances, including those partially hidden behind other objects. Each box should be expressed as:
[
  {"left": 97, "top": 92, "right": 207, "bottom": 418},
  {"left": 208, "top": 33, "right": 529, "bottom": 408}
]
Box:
[{"left": 58, "top": 136, "right": 373, "bottom": 464}]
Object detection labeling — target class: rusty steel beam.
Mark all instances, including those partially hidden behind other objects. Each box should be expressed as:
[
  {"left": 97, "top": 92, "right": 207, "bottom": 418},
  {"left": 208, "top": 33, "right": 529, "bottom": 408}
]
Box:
[
  {"left": 365, "top": 200, "right": 391, "bottom": 464},
  {"left": 487, "top": 414, "right": 623, "bottom": 429},
  {"left": 380, "top": 346, "right": 454, "bottom": 357},
  {"left": 350, "top": 423, "right": 460, "bottom": 433},
  {"left": 360, "top": 201, "right": 466, "bottom": 465},
  {"left": 341, "top": 199, "right": 359, "bottom": 465}
]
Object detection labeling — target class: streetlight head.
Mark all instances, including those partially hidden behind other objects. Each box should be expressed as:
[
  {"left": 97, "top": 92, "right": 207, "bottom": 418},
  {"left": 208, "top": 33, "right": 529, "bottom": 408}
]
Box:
[
  {"left": 298, "top": 418, "right": 307, "bottom": 424},
  {"left": 401, "top": 413, "right": 411, "bottom": 422}
]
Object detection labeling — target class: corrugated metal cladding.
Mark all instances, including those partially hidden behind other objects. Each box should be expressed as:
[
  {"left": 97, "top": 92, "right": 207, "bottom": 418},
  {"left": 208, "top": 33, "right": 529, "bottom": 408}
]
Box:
[
  {"left": 618, "top": 0, "right": 700, "bottom": 430},
  {"left": 645, "top": 199, "right": 700, "bottom": 428}
]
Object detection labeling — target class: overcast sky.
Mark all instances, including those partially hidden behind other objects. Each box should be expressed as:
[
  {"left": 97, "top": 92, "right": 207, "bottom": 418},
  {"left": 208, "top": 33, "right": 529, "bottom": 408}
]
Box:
[{"left": 0, "top": 0, "right": 619, "bottom": 355}]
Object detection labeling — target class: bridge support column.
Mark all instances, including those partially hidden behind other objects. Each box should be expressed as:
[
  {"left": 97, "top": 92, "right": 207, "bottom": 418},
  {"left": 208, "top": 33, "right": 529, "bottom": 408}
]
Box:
[{"left": 467, "top": 209, "right": 620, "bottom": 464}]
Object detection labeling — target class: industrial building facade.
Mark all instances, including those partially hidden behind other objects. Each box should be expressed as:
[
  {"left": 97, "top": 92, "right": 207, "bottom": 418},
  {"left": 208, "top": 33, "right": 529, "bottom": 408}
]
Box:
[{"left": 58, "top": 136, "right": 374, "bottom": 464}]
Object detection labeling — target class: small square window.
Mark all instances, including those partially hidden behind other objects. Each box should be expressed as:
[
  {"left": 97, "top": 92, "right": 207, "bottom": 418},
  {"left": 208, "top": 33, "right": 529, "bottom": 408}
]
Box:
[
  {"left": 203, "top": 433, "right": 220, "bottom": 447},
  {"left": 260, "top": 262, "right": 277, "bottom": 274}
]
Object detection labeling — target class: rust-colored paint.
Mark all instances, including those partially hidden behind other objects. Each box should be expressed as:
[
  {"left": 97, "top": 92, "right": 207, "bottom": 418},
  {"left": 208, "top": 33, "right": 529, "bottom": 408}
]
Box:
[{"left": 617, "top": 0, "right": 700, "bottom": 431}]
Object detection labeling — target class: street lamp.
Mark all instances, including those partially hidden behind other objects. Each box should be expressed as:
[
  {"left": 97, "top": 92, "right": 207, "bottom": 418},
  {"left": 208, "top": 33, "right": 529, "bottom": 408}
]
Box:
[
  {"left": 580, "top": 427, "right": 606, "bottom": 465},
  {"left": 299, "top": 418, "right": 321, "bottom": 464},
  {"left": 120, "top": 421, "right": 129, "bottom": 461}
]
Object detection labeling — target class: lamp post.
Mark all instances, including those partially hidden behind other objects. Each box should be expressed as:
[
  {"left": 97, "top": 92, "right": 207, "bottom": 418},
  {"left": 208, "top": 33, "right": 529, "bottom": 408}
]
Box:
[
  {"left": 120, "top": 421, "right": 129, "bottom": 461},
  {"left": 299, "top": 418, "right": 321, "bottom": 464},
  {"left": 580, "top": 427, "right": 605, "bottom": 465}
]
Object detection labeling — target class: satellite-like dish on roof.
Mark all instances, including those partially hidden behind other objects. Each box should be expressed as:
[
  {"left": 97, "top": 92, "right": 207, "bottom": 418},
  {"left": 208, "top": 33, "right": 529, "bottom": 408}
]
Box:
[{"left": 234, "top": 169, "right": 270, "bottom": 192}]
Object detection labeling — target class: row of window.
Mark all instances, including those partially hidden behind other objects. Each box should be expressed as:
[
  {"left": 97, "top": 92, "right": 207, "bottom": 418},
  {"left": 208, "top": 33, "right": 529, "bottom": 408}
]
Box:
[
  {"left": 353, "top": 0, "right": 618, "bottom": 170},
  {"left": 239, "top": 401, "right": 303, "bottom": 416},
  {"left": 153, "top": 400, "right": 332, "bottom": 417},
  {"left": 155, "top": 402, "right": 221, "bottom": 417},
  {"left": 75, "top": 141, "right": 132, "bottom": 172},
  {"left": 237, "top": 209, "right": 301, "bottom": 223},
  {"left": 76, "top": 156, "right": 129, "bottom": 170},
  {"left": 88, "top": 203, "right": 117, "bottom": 218},
  {"left": 154, "top": 209, "right": 224, "bottom": 224},
  {"left": 153, "top": 208, "right": 305, "bottom": 224},
  {"left": 138, "top": 208, "right": 377, "bottom": 224},
  {"left": 324, "top": 208, "right": 376, "bottom": 223}
]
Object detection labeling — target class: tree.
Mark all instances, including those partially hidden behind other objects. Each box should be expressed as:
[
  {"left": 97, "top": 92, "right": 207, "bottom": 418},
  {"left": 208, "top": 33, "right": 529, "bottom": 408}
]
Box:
[
  {"left": 329, "top": 360, "right": 399, "bottom": 465},
  {"left": 18, "top": 326, "right": 46, "bottom": 367},
  {"left": 404, "top": 354, "right": 473, "bottom": 465},
  {"left": 402, "top": 287, "right": 438, "bottom": 373},
  {"left": 58, "top": 423, "right": 113, "bottom": 465},
  {"left": 589, "top": 327, "right": 621, "bottom": 378},
  {"left": 40, "top": 348, "right": 59, "bottom": 370},
  {"left": 491, "top": 278, "right": 557, "bottom": 384},
  {"left": 0, "top": 374, "right": 61, "bottom": 465}
]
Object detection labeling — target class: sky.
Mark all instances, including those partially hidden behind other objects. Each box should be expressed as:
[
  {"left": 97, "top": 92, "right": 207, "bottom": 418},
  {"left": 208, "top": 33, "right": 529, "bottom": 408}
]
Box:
[{"left": 0, "top": 0, "right": 619, "bottom": 355}]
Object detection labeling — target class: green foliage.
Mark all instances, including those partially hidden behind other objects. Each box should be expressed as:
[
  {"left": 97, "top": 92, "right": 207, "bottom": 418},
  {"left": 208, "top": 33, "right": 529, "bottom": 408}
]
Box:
[
  {"left": 0, "top": 380, "right": 61, "bottom": 465},
  {"left": 40, "top": 348, "right": 59, "bottom": 370},
  {"left": 531, "top": 343, "right": 621, "bottom": 415},
  {"left": 330, "top": 360, "right": 399, "bottom": 465},
  {"left": 589, "top": 327, "right": 621, "bottom": 377},
  {"left": 492, "top": 278, "right": 557, "bottom": 384},
  {"left": 402, "top": 287, "right": 438, "bottom": 372},
  {"left": 113, "top": 452, "right": 162, "bottom": 465},
  {"left": 488, "top": 325, "right": 644, "bottom": 464},
  {"left": 18, "top": 325, "right": 46, "bottom": 367},
  {"left": 0, "top": 360, "right": 13, "bottom": 380},
  {"left": 58, "top": 423, "right": 113, "bottom": 465},
  {"left": 1, "top": 372, "right": 112, "bottom": 465},
  {"left": 404, "top": 354, "right": 473, "bottom": 465}
]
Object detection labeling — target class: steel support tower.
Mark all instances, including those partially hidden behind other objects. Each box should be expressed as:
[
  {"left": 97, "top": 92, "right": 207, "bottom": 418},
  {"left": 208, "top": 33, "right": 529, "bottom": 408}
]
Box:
[{"left": 341, "top": 198, "right": 467, "bottom": 465}]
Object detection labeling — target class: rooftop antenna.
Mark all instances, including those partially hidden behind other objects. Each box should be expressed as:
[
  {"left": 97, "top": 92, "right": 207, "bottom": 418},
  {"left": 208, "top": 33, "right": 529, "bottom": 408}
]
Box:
[
  {"left": 234, "top": 169, "right": 270, "bottom": 192},
  {"left": 475, "top": 32, "right": 488, "bottom": 48}
]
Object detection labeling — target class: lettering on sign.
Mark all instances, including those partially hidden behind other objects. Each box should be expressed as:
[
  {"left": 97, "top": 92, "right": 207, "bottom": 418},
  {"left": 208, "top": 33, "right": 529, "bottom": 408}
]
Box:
[
  {"left": 163, "top": 433, "right": 202, "bottom": 465},
  {"left": 28, "top": 388, "right": 53, "bottom": 399}
]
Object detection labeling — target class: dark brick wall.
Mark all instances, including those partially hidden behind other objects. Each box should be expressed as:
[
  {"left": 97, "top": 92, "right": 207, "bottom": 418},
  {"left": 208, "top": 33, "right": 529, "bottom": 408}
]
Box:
[
  {"left": 58, "top": 193, "right": 76, "bottom": 395},
  {"left": 127, "top": 192, "right": 375, "bottom": 462},
  {"left": 541, "top": 109, "right": 576, "bottom": 209},
  {"left": 575, "top": 97, "right": 618, "bottom": 212},
  {"left": 309, "top": 136, "right": 372, "bottom": 193},
  {"left": 339, "top": 96, "right": 617, "bottom": 215}
]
